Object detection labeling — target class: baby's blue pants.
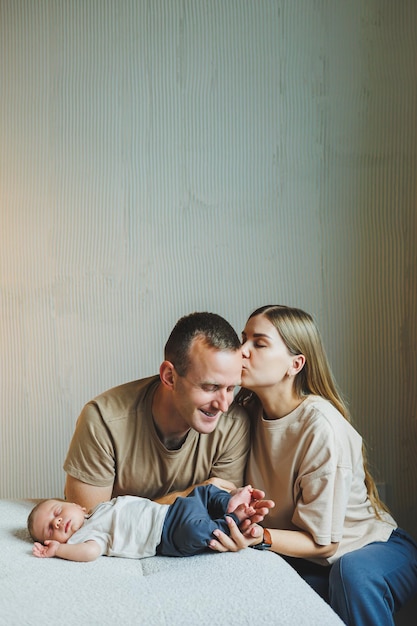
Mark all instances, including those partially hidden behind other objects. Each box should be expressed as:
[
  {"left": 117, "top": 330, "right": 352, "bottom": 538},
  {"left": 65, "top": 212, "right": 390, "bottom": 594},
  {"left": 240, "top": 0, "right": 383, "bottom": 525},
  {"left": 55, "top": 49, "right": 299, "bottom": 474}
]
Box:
[{"left": 157, "top": 484, "right": 239, "bottom": 557}]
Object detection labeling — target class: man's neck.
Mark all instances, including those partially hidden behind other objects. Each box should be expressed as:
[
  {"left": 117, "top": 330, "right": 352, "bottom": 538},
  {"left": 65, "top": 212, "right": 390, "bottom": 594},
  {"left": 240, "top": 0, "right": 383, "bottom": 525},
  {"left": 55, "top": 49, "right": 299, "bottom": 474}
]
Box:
[
  {"left": 153, "top": 423, "right": 189, "bottom": 450},
  {"left": 152, "top": 384, "right": 190, "bottom": 450}
]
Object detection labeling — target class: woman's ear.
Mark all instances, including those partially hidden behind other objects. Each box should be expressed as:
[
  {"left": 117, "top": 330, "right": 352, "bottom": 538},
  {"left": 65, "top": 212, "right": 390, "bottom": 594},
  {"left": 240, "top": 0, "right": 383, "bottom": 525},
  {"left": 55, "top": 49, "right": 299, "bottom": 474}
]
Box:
[
  {"left": 288, "top": 354, "right": 306, "bottom": 377},
  {"left": 159, "top": 360, "right": 175, "bottom": 389}
]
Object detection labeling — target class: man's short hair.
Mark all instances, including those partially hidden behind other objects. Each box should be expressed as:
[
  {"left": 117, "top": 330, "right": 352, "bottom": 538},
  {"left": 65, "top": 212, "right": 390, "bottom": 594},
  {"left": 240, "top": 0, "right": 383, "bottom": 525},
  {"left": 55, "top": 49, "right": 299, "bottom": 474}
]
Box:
[{"left": 164, "top": 312, "right": 241, "bottom": 376}]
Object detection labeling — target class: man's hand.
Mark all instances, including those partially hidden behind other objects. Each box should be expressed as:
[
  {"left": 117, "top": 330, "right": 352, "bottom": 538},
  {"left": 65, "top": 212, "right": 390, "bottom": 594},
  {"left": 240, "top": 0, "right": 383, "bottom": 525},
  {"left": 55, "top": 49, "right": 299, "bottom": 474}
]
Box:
[
  {"left": 245, "top": 499, "right": 275, "bottom": 524},
  {"left": 32, "top": 540, "right": 60, "bottom": 558}
]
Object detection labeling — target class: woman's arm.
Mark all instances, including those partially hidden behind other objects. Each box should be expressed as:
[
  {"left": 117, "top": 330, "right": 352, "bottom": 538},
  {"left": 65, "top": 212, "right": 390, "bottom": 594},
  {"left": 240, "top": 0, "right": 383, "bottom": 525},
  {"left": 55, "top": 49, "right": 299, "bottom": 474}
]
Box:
[
  {"left": 267, "top": 527, "right": 338, "bottom": 559},
  {"left": 209, "top": 516, "right": 338, "bottom": 559}
]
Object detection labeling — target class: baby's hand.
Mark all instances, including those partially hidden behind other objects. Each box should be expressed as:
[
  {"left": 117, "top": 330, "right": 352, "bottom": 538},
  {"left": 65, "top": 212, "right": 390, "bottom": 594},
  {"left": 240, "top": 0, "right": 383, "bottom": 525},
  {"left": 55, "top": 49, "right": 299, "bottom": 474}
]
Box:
[{"left": 32, "top": 540, "right": 60, "bottom": 558}]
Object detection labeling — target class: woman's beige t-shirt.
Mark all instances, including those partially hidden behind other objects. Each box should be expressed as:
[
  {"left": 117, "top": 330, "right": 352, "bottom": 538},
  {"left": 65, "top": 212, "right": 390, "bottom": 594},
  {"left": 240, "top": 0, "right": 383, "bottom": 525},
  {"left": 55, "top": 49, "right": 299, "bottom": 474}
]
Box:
[{"left": 246, "top": 395, "right": 396, "bottom": 565}]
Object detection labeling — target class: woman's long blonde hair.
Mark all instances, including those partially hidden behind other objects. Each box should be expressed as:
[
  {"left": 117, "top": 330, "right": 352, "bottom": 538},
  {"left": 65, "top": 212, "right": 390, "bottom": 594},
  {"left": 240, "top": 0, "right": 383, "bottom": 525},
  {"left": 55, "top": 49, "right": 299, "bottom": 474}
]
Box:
[{"left": 237, "top": 304, "right": 389, "bottom": 518}]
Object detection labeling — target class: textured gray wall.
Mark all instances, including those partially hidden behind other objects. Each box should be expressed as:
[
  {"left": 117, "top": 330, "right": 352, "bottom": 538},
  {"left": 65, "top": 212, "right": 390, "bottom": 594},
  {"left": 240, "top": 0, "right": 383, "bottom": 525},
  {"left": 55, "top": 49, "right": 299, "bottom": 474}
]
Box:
[{"left": 1, "top": 0, "right": 416, "bottom": 537}]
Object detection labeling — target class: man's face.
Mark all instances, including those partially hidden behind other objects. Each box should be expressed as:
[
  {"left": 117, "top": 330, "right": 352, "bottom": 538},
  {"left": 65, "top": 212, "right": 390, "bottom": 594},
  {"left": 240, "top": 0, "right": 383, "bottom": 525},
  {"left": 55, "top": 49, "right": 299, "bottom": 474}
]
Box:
[{"left": 172, "top": 338, "right": 242, "bottom": 434}]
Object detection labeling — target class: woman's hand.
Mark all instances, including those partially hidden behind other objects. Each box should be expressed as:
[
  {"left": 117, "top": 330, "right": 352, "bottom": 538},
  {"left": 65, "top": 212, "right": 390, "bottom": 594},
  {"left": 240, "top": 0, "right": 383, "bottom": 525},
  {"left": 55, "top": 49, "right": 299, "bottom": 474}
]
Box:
[{"left": 209, "top": 515, "right": 264, "bottom": 552}]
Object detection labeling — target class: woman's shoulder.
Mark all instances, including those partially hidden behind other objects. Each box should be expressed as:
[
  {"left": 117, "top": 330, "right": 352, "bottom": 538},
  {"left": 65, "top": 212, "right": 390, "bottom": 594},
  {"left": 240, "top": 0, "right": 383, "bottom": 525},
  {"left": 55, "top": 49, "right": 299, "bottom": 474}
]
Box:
[
  {"left": 300, "top": 395, "right": 361, "bottom": 442},
  {"left": 300, "top": 395, "right": 339, "bottom": 418}
]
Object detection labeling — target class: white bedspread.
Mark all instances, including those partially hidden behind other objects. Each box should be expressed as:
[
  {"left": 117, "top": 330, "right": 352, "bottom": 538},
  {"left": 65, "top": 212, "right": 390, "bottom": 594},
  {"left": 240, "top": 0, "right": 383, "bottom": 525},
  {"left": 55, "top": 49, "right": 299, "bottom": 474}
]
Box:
[{"left": 0, "top": 499, "right": 343, "bottom": 625}]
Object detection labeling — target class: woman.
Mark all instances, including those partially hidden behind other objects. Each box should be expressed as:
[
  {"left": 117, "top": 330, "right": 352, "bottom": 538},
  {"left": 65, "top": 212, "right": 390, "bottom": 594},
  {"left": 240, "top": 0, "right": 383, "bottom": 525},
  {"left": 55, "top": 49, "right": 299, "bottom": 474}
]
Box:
[{"left": 211, "top": 305, "right": 417, "bottom": 626}]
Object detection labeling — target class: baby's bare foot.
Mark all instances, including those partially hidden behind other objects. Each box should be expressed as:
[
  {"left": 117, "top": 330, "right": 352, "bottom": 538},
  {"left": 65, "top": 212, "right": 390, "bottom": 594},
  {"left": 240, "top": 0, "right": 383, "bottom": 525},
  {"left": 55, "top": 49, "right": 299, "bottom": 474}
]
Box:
[
  {"left": 226, "top": 485, "right": 253, "bottom": 513},
  {"left": 230, "top": 503, "right": 256, "bottom": 524}
]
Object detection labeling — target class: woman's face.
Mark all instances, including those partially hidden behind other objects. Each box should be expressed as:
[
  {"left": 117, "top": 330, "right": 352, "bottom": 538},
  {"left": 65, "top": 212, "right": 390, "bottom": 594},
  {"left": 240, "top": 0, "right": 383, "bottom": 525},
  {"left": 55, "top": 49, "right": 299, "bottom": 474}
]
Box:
[{"left": 241, "top": 314, "right": 295, "bottom": 391}]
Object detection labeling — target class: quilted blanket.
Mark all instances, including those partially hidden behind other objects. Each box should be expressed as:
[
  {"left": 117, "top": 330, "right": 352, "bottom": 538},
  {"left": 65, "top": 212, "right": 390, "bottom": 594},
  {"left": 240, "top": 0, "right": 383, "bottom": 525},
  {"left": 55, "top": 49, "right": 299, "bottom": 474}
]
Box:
[{"left": 0, "top": 499, "right": 343, "bottom": 625}]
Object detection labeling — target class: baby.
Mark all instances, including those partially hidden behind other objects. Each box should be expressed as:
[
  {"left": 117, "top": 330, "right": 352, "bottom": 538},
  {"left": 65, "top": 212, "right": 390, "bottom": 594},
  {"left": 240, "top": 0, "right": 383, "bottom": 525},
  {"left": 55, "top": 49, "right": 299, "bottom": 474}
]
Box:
[{"left": 28, "top": 484, "right": 274, "bottom": 562}]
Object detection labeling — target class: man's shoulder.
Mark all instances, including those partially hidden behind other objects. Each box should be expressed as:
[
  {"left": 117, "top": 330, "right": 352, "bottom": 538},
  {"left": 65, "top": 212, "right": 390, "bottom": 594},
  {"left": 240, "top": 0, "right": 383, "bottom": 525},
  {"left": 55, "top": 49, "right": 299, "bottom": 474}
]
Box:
[
  {"left": 225, "top": 400, "right": 249, "bottom": 421},
  {"left": 212, "top": 400, "right": 249, "bottom": 436},
  {"left": 87, "top": 375, "right": 159, "bottom": 421}
]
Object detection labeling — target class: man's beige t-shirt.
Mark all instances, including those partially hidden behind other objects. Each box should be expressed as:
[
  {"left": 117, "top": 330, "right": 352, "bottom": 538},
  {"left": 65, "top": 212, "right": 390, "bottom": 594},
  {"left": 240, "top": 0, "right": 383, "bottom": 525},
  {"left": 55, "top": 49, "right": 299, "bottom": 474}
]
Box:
[
  {"left": 246, "top": 395, "right": 396, "bottom": 565},
  {"left": 64, "top": 376, "right": 250, "bottom": 500}
]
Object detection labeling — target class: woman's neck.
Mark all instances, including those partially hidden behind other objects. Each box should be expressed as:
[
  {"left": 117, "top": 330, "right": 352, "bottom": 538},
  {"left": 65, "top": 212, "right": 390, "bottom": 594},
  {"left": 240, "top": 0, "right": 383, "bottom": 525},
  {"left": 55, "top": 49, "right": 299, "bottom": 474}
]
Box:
[{"left": 256, "top": 385, "right": 304, "bottom": 420}]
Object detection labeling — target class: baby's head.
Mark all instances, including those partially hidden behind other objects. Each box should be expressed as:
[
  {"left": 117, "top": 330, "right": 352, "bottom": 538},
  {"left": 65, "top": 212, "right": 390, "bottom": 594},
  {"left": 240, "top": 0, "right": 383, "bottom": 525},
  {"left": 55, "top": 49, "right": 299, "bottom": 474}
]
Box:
[{"left": 28, "top": 499, "right": 87, "bottom": 544}]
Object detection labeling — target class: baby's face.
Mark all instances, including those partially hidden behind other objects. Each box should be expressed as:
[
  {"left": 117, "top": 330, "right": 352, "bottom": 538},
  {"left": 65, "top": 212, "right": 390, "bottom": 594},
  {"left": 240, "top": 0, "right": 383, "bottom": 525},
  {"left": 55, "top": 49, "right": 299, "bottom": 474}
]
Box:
[{"left": 33, "top": 500, "right": 86, "bottom": 544}]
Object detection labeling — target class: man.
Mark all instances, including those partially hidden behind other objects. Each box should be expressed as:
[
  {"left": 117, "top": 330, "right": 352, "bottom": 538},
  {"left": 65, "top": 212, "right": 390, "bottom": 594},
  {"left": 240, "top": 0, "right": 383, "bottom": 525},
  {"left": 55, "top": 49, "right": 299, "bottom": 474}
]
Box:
[{"left": 64, "top": 312, "right": 250, "bottom": 510}]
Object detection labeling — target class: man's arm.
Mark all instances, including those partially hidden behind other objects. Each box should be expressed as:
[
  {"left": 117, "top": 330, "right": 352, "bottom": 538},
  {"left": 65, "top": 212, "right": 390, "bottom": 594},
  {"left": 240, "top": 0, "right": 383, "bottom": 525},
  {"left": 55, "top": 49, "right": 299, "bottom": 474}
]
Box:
[
  {"left": 65, "top": 475, "right": 113, "bottom": 509},
  {"left": 63, "top": 399, "right": 118, "bottom": 509},
  {"left": 155, "top": 477, "right": 236, "bottom": 505},
  {"left": 33, "top": 539, "right": 101, "bottom": 562}
]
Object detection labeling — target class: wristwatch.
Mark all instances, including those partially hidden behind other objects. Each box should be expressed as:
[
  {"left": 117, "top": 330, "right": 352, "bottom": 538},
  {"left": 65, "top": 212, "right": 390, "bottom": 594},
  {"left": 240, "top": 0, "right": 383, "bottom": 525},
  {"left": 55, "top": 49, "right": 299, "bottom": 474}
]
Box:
[{"left": 250, "top": 528, "right": 272, "bottom": 550}]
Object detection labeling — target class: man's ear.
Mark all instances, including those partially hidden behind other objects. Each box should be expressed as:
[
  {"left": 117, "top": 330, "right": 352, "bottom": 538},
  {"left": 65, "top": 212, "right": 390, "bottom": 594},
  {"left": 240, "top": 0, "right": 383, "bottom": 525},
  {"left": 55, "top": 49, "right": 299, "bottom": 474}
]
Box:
[
  {"left": 288, "top": 354, "right": 306, "bottom": 377},
  {"left": 159, "top": 360, "right": 175, "bottom": 389}
]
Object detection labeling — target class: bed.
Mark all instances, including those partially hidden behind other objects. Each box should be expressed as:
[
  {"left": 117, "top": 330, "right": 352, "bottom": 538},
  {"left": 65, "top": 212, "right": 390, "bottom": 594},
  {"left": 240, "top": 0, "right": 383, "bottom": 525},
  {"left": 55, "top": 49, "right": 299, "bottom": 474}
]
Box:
[{"left": 0, "top": 499, "right": 343, "bottom": 625}]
